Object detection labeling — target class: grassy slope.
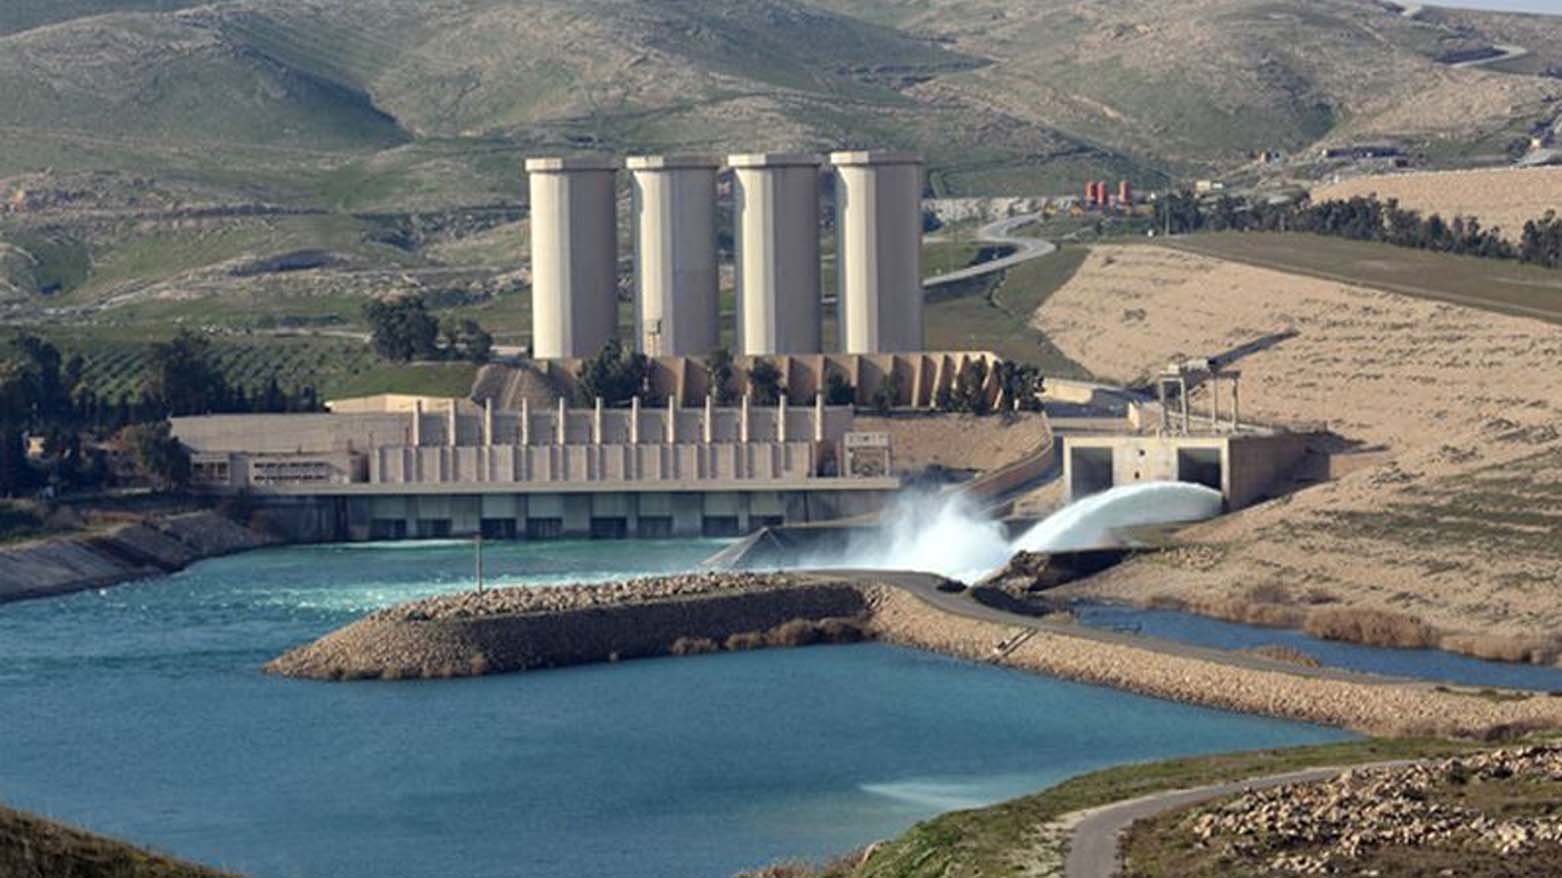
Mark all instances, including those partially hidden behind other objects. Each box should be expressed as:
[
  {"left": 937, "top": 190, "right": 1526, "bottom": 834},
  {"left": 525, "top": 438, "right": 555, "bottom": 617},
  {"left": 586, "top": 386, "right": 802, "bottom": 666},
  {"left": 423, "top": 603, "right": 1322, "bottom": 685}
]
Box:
[
  {"left": 856, "top": 738, "right": 1480, "bottom": 878},
  {"left": 1165, "top": 232, "right": 1562, "bottom": 325},
  {"left": 7, "top": 0, "right": 1549, "bottom": 207},
  {"left": 15, "top": 330, "right": 478, "bottom": 403},
  {"left": 0, "top": 802, "right": 226, "bottom": 878},
  {"left": 922, "top": 247, "right": 1093, "bottom": 377}
]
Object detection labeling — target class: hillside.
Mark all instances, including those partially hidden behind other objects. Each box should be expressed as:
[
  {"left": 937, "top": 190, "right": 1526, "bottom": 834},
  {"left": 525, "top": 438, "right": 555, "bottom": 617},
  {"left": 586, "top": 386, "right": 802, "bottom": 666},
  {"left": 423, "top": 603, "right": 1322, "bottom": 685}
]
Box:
[
  {"left": 1312, "top": 165, "right": 1562, "bottom": 241},
  {"left": 0, "top": 801, "right": 226, "bottom": 878},
  {"left": 1033, "top": 243, "right": 1562, "bottom": 649},
  {"left": 1, "top": 0, "right": 1560, "bottom": 362},
  {"left": 1, "top": 0, "right": 1558, "bottom": 204}
]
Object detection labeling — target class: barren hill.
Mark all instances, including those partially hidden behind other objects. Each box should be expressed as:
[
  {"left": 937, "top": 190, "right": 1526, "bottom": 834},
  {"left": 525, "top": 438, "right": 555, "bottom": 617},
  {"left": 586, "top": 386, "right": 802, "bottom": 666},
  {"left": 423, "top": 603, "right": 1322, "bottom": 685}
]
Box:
[
  {"left": 1312, "top": 166, "right": 1562, "bottom": 240},
  {"left": 1033, "top": 244, "right": 1562, "bottom": 648}
]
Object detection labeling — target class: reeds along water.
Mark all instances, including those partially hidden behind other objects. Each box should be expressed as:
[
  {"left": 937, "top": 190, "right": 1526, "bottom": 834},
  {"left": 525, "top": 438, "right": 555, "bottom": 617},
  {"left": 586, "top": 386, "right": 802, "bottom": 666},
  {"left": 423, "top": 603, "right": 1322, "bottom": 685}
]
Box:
[{"left": 827, "top": 482, "right": 1227, "bottom": 582}]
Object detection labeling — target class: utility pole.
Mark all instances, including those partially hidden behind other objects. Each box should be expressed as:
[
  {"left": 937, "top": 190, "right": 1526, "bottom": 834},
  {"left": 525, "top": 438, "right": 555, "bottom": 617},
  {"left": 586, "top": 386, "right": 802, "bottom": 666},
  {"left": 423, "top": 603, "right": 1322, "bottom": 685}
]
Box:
[{"left": 475, "top": 531, "right": 485, "bottom": 593}]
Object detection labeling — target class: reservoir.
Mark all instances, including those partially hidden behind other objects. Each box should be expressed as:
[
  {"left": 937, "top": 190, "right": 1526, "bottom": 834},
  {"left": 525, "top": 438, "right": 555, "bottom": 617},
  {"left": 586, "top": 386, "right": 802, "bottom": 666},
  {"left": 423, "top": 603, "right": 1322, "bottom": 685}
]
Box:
[{"left": 1, "top": 541, "right": 1351, "bottom": 878}]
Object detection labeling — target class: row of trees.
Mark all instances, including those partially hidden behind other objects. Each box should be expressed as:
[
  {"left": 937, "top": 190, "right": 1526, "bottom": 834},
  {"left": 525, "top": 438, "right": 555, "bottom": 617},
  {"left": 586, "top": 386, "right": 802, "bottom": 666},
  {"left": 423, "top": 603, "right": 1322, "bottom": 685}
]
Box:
[
  {"left": 1, "top": 332, "right": 329, "bottom": 498},
  {"left": 1155, "top": 192, "right": 1562, "bottom": 269},
  {"left": 364, "top": 296, "right": 493, "bottom": 364},
  {"left": 570, "top": 341, "right": 1045, "bottom": 415}
]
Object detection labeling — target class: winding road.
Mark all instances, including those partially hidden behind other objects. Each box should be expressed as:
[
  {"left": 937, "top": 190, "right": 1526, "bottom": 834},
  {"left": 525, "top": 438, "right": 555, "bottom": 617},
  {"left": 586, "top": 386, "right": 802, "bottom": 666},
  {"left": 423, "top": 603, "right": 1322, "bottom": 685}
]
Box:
[
  {"left": 923, "top": 213, "right": 1057, "bottom": 289},
  {"left": 1061, "top": 761, "right": 1412, "bottom": 878}
]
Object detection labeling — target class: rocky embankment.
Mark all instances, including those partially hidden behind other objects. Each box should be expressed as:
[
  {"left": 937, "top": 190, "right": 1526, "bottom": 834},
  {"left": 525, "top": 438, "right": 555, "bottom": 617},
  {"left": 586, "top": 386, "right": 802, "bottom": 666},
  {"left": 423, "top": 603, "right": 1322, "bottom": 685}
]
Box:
[
  {"left": 267, "top": 572, "right": 873, "bottom": 680},
  {"left": 270, "top": 569, "right": 1562, "bottom": 740},
  {"left": 0, "top": 511, "right": 276, "bottom": 602},
  {"left": 1184, "top": 747, "right": 1562, "bottom": 874}
]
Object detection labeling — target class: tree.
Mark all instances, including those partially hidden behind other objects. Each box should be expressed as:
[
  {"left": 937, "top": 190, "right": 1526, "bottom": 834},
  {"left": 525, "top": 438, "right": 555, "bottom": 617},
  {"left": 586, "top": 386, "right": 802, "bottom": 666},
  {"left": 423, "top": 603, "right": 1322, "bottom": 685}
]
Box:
[
  {"left": 146, "top": 331, "right": 229, "bottom": 416},
  {"left": 365, "top": 296, "right": 440, "bottom": 363},
  {"left": 946, "top": 359, "right": 991, "bottom": 414},
  {"left": 576, "top": 338, "right": 647, "bottom": 405},
  {"left": 706, "top": 347, "right": 736, "bottom": 405},
  {"left": 748, "top": 359, "right": 784, "bottom": 405},
  {"left": 824, "top": 371, "right": 855, "bottom": 406},
  {"left": 996, "top": 360, "right": 1045, "bottom": 412},
  {"left": 454, "top": 319, "right": 493, "bottom": 364},
  {"left": 0, "top": 361, "right": 31, "bottom": 497},
  {"left": 870, "top": 370, "right": 903, "bottom": 415},
  {"left": 121, "top": 420, "right": 190, "bottom": 490}
]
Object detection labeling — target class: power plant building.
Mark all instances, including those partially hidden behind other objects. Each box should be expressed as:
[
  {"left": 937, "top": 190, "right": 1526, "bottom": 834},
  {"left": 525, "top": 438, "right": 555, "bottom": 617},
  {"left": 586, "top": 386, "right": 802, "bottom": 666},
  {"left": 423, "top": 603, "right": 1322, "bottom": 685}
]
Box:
[
  {"left": 627, "top": 155, "right": 721, "bottom": 357},
  {"left": 729, "top": 153, "right": 823, "bottom": 356},
  {"left": 830, "top": 151, "right": 924, "bottom": 355},
  {"left": 525, "top": 156, "right": 621, "bottom": 359}
]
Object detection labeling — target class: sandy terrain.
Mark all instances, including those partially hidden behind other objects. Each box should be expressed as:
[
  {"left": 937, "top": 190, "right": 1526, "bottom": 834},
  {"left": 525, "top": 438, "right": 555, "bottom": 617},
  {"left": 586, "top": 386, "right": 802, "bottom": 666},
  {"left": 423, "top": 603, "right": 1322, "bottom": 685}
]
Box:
[
  {"left": 1032, "top": 245, "right": 1562, "bottom": 647},
  {"left": 1312, "top": 166, "right": 1562, "bottom": 241},
  {"left": 855, "top": 412, "right": 1052, "bottom": 475}
]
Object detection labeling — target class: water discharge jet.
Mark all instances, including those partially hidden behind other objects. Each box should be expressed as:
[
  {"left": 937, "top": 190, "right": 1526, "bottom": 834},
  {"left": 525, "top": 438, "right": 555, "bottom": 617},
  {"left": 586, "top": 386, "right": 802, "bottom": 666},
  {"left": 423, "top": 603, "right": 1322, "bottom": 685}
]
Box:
[{"left": 818, "top": 482, "right": 1226, "bottom": 582}]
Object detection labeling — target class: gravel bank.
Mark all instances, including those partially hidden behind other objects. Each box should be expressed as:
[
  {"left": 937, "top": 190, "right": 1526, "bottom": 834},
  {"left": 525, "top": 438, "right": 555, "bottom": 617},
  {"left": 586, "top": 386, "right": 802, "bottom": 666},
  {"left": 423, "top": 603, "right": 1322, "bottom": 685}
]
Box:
[
  {"left": 267, "top": 572, "right": 872, "bottom": 680},
  {"left": 271, "top": 573, "right": 1562, "bottom": 738}
]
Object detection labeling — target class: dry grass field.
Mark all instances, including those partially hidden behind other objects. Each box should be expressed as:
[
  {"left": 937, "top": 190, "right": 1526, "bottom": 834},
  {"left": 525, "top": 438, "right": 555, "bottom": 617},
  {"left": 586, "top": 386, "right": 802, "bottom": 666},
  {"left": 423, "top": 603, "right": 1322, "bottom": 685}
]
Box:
[
  {"left": 1032, "top": 244, "right": 1562, "bottom": 652},
  {"left": 1311, "top": 166, "right": 1562, "bottom": 241}
]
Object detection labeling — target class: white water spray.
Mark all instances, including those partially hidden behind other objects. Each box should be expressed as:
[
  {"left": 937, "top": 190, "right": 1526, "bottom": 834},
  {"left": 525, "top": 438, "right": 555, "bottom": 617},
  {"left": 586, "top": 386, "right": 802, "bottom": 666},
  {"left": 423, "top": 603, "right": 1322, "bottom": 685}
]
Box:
[
  {"left": 819, "top": 481, "right": 1226, "bottom": 582},
  {"left": 1012, "top": 482, "right": 1225, "bottom": 555}
]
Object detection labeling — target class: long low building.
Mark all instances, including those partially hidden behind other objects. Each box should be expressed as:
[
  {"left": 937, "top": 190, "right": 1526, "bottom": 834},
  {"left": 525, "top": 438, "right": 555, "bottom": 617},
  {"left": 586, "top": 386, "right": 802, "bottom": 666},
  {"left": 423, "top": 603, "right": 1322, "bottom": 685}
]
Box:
[{"left": 172, "top": 395, "right": 900, "bottom": 542}]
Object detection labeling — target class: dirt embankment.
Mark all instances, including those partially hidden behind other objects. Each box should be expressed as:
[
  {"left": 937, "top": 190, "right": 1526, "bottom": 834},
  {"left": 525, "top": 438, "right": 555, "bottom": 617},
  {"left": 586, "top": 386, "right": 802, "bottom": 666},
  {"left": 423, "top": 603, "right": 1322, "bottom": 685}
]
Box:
[
  {"left": 854, "top": 412, "right": 1052, "bottom": 476},
  {"left": 271, "top": 573, "right": 1562, "bottom": 739},
  {"left": 1032, "top": 244, "right": 1562, "bottom": 653},
  {"left": 1312, "top": 167, "right": 1562, "bottom": 241},
  {"left": 0, "top": 511, "right": 277, "bottom": 603}
]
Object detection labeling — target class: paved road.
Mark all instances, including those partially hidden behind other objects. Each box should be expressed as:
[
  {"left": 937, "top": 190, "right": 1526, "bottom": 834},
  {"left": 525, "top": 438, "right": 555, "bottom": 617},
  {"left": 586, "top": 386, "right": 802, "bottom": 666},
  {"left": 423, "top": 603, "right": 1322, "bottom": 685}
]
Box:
[
  {"left": 1062, "top": 761, "right": 1412, "bottom": 878},
  {"left": 1449, "top": 43, "right": 1529, "bottom": 68},
  {"left": 923, "top": 213, "right": 1057, "bottom": 288}
]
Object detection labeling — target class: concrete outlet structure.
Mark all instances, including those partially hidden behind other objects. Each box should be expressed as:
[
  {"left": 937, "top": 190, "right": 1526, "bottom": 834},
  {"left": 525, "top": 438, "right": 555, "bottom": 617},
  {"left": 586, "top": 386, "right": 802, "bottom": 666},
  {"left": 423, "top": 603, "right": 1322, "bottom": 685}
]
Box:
[
  {"left": 628, "top": 155, "right": 721, "bottom": 357},
  {"left": 729, "top": 153, "right": 823, "bottom": 356},
  {"left": 1061, "top": 432, "right": 1309, "bottom": 511},
  {"left": 526, "top": 156, "right": 621, "bottom": 359},
  {"left": 831, "top": 151, "right": 924, "bottom": 354}
]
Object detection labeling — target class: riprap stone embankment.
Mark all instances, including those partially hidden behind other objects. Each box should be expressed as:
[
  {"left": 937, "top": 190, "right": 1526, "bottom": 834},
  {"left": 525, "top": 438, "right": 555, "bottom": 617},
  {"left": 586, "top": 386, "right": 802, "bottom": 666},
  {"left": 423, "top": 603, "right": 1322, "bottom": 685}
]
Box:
[
  {"left": 271, "top": 573, "right": 1562, "bottom": 740},
  {"left": 0, "top": 511, "right": 276, "bottom": 603},
  {"left": 266, "top": 572, "right": 872, "bottom": 680}
]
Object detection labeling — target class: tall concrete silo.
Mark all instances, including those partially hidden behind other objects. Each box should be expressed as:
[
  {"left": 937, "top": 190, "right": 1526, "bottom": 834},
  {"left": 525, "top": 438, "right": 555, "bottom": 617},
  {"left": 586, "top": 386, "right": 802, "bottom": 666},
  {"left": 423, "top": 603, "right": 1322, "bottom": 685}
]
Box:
[
  {"left": 627, "top": 155, "right": 721, "bottom": 357},
  {"left": 729, "top": 152, "right": 823, "bottom": 356},
  {"left": 525, "top": 156, "right": 621, "bottom": 360},
  {"left": 830, "top": 151, "right": 924, "bottom": 354}
]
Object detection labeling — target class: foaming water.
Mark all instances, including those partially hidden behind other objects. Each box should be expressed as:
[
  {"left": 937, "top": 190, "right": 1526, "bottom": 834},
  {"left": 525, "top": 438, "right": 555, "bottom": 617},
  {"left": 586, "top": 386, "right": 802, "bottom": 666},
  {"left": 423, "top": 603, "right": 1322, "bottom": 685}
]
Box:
[
  {"left": 816, "top": 490, "right": 1013, "bottom": 581},
  {"left": 1013, "top": 482, "right": 1224, "bottom": 554},
  {"left": 820, "top": 482, "right": 1225, "bottom": 581}
]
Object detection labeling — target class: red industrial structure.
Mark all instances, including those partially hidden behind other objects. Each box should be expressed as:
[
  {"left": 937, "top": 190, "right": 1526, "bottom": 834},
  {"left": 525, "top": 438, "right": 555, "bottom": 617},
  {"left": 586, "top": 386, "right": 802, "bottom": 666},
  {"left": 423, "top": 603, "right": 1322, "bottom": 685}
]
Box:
[{"left": 1118, "top": 180, "right": 1133, "bottom": 206}]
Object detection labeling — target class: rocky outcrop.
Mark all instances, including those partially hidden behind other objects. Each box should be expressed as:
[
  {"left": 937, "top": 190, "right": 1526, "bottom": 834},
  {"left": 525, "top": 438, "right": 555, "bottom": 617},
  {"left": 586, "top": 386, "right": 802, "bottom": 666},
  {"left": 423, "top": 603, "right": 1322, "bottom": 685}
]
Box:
[
  {"left": 0, "top": 511, "right": 276, "bottom": 602},
  {"left": 1187, "top": 747, "right": 1562, "bottom": 873}
]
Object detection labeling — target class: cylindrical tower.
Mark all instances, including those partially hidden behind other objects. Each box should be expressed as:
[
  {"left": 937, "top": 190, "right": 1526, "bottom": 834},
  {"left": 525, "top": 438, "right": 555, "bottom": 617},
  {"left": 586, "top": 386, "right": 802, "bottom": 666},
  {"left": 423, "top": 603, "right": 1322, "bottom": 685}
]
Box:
[
  {"left": 626, "top": 155, "right": 721, "bottom": 357},
  {"left": 729, "top": 152, "right": 823, "bottom": 356},
  {"left": 525, "top": 156, "right": 621, "bottom": 360},
  {"left": 830, "top": 150, "right": 923, "bottom": 354}
]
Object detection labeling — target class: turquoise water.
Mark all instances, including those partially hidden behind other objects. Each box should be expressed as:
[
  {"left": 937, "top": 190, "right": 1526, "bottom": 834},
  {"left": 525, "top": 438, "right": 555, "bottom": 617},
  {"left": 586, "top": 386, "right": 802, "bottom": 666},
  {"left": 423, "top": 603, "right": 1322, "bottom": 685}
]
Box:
[
  {"left": 1077, "top": 603, "right": 1562, "bottom": 692},
  {"left": 1, "top": 541, "right": 1352, "bottom": 878}
]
